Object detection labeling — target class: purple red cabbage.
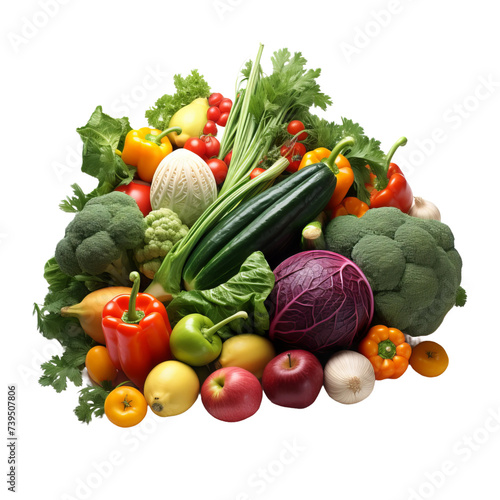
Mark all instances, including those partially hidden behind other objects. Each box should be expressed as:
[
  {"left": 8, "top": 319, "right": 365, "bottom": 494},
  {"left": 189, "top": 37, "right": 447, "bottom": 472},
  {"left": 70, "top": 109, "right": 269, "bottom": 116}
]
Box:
[{"left": 268, "top": 250, "right": 374, "bottom": 353}]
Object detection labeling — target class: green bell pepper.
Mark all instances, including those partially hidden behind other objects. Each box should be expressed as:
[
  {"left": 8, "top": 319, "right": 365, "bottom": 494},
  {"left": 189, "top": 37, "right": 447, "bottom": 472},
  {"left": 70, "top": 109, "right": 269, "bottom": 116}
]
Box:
[{"left": 169, "top": 311, "right": 248, "bottom": 366}]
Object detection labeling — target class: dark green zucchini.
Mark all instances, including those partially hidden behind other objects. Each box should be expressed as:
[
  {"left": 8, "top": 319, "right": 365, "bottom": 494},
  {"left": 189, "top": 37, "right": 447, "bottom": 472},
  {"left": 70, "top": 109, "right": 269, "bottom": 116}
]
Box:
[
  {"left": 182, "top": 137, "right": 354, "bottom": 291},
  {"left": 182, "top": 160, "right": 329, "bottom": 286}
]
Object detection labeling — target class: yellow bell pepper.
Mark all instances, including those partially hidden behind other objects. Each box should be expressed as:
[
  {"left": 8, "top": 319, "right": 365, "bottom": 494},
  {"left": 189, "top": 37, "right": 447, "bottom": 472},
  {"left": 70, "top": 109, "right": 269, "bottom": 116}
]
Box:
[
  {"left": 121, "top": 126, "right": 181, "bottom": 182},
  {"left": 298, "top": 147, "right": 354, "bottom": 210},
  {"left": 298, "top": 147, "right": 331, "bottom": 169}
]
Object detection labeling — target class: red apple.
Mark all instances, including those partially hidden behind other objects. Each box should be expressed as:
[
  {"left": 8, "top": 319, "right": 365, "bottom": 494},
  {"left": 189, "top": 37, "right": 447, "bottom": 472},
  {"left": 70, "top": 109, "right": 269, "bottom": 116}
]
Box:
[
  {"left": 201, "top": 367, "right": 262, "bottom": 422},
  {"left": 262, "top": 350, "right": 323, "bottom": 409}
]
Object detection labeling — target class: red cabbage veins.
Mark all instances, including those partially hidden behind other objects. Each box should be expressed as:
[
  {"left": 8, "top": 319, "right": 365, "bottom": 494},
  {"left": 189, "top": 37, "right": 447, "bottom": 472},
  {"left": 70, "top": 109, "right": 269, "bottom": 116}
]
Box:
[{"left": 268, "top": 251, "right": 374, "bottom": 353}]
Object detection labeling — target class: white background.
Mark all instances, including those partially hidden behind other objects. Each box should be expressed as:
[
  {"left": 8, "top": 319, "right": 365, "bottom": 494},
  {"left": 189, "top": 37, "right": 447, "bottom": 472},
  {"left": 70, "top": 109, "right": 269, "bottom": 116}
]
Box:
[{"left": 2, "top": 1, "right": 499, "bottom": 499}]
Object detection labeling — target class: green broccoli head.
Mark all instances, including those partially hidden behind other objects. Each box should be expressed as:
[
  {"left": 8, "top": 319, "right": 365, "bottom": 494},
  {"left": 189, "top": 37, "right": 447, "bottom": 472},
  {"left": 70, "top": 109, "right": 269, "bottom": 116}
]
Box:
[
  {"left": 55, "top": 191, "right": 144, "bottom": 285},
  {"left": 325, "top": 207, "right": 464, "bottom": 336},
  {"left": 134, "top": 208, "right": 189, "bottom": 279}
]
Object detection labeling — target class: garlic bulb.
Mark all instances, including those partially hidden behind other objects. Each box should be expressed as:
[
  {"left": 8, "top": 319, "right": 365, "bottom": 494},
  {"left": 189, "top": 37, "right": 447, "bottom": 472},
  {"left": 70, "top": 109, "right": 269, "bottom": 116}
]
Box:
[
  {"left": 323, "top": 350, "right": 375, "bottom": 404},
  {"left": 408, "top": 197, "right": 441, "bottom": 221},
  {"left": 404, "top": 334, "right": 422, "bottom": 348}
]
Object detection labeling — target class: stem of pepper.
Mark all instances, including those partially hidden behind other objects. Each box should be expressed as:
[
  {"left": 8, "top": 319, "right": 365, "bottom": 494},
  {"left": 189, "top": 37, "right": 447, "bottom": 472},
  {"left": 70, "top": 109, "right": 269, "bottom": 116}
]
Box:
[
  {"left": 145, "top": 127, "right": 182, "bottom": 144},
  {"left": 323, "top": 137, "right": 355, "bottom": 174},
  {"left": 385, "top": 136, "right": 407, "bottom": 166},
  {"left": 378, "top": 339, "right": 397, "bottom": 360},
  {"left": 376, "top": 136, "right": 408, "bottom": 190},
  {"left": 122, "top": 272, "right": 145, "bottom": 324},
  {"left": 202, "top": 311, "right": 249, "bottom": 339}
]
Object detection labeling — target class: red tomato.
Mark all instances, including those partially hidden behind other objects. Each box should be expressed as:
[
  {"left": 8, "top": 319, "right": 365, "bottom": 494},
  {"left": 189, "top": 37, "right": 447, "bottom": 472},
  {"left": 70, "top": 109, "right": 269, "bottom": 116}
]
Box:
[
  {"left": 280, "top": 142, "right": 306, "bottom": 159},
  {"left": 217, "top": 112, "right": 230, "bottom": 127},
  {"left": 208, "top": 93, "right": 224, "bottom": 107},
  {"left": 201, "top": 135, "right": 220, "bottom": 158},
  {"left": 250, "top": 167, "right": 266, "bottom": 179},
  {"left": 114, "top": 181, "right": 151, "bottom": 216},
  {"left": 286, "top": 159, "right": 302, "bottom": 173},
  {"left": 287, "top": 120, "right": 308, "bottom": 141},
  {"left": 184, "top": 137, "right": 207, "bottom": 158},
  {"left": 207, "top": 158, "right": 228, "bottom": 185},
  {"left": 219, "top": 98, "right": 233, "bottom": 113},
  {"left": 207, "top": 106, "right": 221, "bottom": 122},
  {"left": 203, "top": 120, "right": 218, "bottom": 136},
  {"left": 224, "top": 150, "right": 233, "bottom": 167}
]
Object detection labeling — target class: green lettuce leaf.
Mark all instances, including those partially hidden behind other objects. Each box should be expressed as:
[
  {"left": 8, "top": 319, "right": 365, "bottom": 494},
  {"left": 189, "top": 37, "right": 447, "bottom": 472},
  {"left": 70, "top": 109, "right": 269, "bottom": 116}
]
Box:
[
  {"left": 167, "top": 252, "right": 275, "bottom": 339},
  {"left": 59, "top": 106, "right": 135, "bottom": 212}
]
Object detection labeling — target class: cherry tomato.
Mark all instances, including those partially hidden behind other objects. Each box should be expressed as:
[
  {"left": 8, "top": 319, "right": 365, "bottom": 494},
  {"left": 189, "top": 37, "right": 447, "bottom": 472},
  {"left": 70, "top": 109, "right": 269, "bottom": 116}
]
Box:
[
  {"left": 207, "top": 106, "right": 221, "bottom": 122},
  {"left": 409, "top": 341, "right": 449, "bottom": 377},
  {"left": 250, "top": 167, "right": 266, "bottom": 179},
  {"left": 184, "top": 137, "right": 207, "bottom": 158},
  {"left": 201, "top": 135, "right": 220, "bottom": 158},
  {"left": 104, "top": 386, "right": 148, "bottom": 428},
  {"left": 114, "top": 181, "right": 151, "bottom": 216},
  {"left": 203, "top": 120, "right": 218, "bottom": 136},
  {"left": 224, "top": 150, "right": 233, "bottom": 167},
  {"left": 217, "top": 112, "right": 230, "bottom": 127},
  {"left": 207, "top": 158, "right": 228, "bottom": 185},
  {"left": 208, "top": 92, "right": 224, "bottom": 107},
  {"left": 280, "top": 142, "right": 307, "bottom": 159},
  {"left": 219, "top": 98, "right": 233, "bottom": 113},
  {"left": 287, "top": 120, "right": 308, "bottom": 141},
  {"left": 85, "top": 346, "right": 118, "bottom": 386}
]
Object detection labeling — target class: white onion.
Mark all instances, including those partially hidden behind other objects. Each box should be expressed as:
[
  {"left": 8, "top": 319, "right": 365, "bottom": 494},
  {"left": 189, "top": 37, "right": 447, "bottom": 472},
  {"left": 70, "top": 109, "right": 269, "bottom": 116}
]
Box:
[{"left": 323, "top": 350, "right": 375, "bottom": 404}]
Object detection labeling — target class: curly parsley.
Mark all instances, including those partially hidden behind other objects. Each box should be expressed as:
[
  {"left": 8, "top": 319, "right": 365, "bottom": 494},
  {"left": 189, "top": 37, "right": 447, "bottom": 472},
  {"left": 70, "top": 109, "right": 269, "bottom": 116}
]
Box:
[{"left": 145, "top": 69, "right": 211, "bottom": 131}]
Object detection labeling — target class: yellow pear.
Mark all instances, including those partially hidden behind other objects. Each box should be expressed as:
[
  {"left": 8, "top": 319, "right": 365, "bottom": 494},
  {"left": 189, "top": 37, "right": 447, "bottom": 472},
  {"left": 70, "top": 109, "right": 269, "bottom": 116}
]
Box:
[
  {"left": 168, "top": 97, "right": 209, "bottom": 147},
  {"left": 216, "top": 334, "right": 276, "bottom": 379}
]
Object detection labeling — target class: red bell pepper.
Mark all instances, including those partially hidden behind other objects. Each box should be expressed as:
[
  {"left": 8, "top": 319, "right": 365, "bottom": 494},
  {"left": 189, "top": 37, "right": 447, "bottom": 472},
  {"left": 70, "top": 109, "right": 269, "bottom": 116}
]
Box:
[
  {"left": 369, "top": 137, "right": 413, "bottom": 213},
  {"left": 102, "top": 272, "right": 172, "bottom": 390}
]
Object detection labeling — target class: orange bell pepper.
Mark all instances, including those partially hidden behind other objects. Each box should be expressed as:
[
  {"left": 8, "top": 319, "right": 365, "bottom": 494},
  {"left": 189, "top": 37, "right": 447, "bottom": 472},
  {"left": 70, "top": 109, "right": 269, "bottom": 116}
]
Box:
[
  {"left": 298, "top": 147, "right": 354, "bottom": 210},
  {"left": 121, "top": 126, "right": 181, "bottom": 182},
  {"left": 358, "top": 325, "right": 412, "bottom": 380},
  {"left": 332, "top": 197, "right": 369, "bottom": 218}
]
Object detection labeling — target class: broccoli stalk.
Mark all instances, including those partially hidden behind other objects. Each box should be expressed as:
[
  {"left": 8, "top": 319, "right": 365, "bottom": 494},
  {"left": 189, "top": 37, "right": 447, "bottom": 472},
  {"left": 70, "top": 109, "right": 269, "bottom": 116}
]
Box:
[{"left": 76, "top": 250, "right": 136, "bottom": 287}]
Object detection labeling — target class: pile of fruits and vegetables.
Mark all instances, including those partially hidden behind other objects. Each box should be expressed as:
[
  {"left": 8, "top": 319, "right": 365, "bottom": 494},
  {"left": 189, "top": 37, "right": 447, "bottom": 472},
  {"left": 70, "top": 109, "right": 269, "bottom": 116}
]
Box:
[{"left": 34, "top": 45, "right": 466, "bottom": 427}]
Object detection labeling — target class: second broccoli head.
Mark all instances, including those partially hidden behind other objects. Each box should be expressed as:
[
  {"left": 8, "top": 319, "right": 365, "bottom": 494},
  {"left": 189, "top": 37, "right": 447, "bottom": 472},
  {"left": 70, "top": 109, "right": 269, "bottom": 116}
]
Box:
[
  {"left": 134, "top": 208, "right": 189, "bottom": 279},
  {"left": 325, "top": 207, "right": 465, "bottom": 337},
  {"left": 55, "top": 191, "right": 144, "bottom": 286}
]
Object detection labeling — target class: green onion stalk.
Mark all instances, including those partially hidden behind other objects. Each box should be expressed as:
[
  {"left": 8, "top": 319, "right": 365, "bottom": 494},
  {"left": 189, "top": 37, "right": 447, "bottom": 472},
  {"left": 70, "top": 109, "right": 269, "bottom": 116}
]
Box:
[{"left": 218, "top": 43, "right": 328, "bottom": 197}]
